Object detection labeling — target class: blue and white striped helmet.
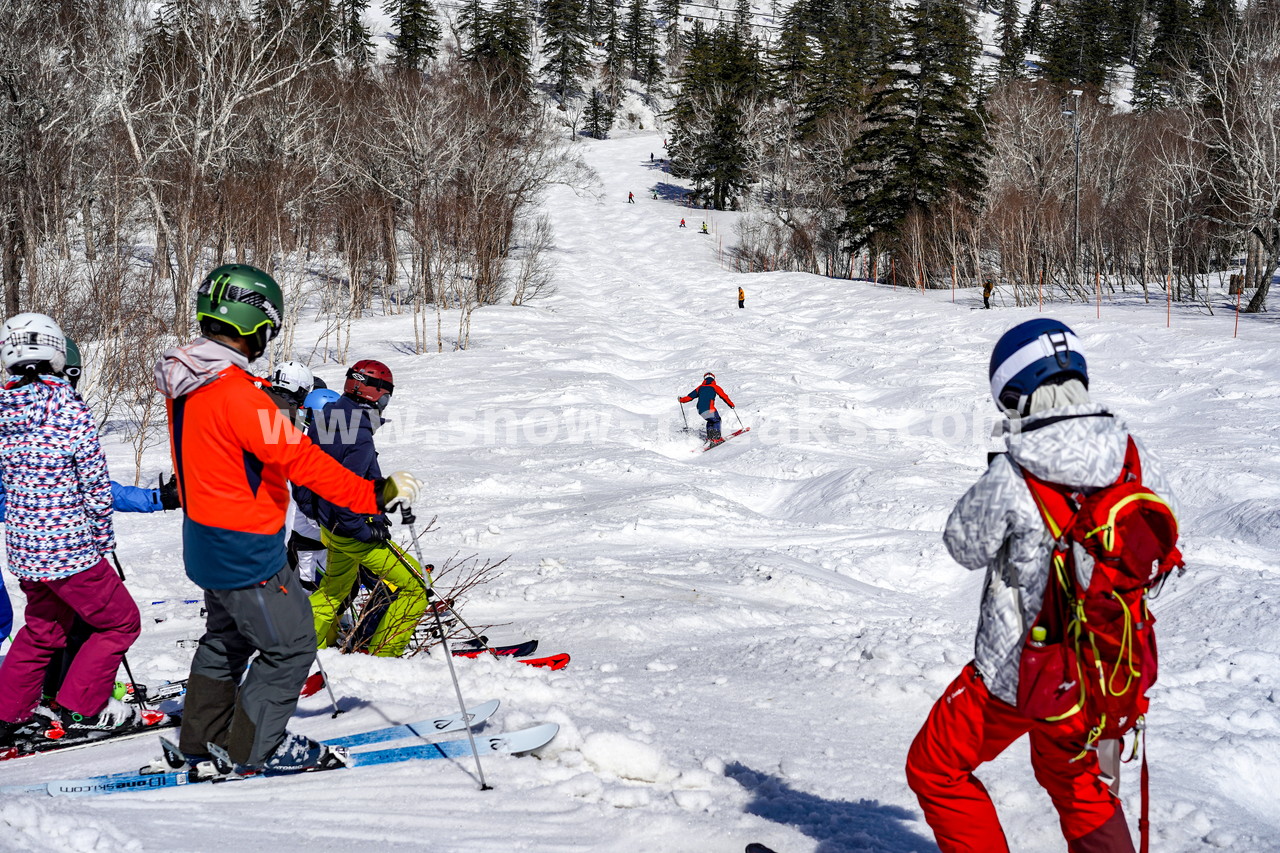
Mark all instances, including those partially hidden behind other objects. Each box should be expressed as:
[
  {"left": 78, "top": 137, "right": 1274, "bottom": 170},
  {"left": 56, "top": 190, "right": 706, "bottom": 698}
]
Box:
[{"left": 989, "top": 319, "right": 1088, "bottom": 414}]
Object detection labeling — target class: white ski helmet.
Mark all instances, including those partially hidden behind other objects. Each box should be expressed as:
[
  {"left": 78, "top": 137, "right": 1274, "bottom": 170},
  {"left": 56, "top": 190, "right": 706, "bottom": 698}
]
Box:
[
  {"left": 270, "top": 360, "right": 314, "bottom": 398},
  {"left": 2, "top": 313, "right": 67, "bottom": 374}
]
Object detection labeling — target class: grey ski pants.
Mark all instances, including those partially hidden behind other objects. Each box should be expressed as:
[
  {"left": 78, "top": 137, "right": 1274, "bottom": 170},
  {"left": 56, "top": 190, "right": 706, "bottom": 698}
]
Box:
[{"left": 180, "top": 566, "right": 316, "bottom": 766}]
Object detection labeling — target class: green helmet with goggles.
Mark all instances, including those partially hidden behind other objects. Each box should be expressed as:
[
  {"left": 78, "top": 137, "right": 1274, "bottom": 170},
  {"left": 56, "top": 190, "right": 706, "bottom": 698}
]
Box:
[
  {"left": 196, "top": 264, "right": 284, "bottom": 359},
  {"left": 63, "top": 336, "right": 83, "bottom": 388}
]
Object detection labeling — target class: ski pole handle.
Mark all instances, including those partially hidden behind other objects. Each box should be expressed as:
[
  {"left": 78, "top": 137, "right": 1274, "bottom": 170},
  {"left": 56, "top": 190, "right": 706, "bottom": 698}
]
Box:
[{"left": 400, "top": 504, "right": 417, "bottom": 526}]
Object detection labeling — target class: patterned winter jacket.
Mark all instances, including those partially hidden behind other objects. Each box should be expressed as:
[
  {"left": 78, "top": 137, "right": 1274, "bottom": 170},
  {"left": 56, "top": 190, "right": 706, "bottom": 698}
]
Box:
[
  {"left": 0, "top": 375, "right": 115, "bottom": 581},
  {"left": 943, "top": 402, "right": 1177, "bottom": 706}
]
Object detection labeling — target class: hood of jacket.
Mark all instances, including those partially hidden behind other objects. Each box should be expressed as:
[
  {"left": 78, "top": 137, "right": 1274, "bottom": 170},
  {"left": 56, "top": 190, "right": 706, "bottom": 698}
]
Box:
[
  {"left": 0, "top": 375, "right": 74, "bottom": 434},
  {"left": 155, "top": 337, "right": 250, "bottom": 400},
  {"left": 1004, "top": 403, "right": 1128, "bottom": 489}
]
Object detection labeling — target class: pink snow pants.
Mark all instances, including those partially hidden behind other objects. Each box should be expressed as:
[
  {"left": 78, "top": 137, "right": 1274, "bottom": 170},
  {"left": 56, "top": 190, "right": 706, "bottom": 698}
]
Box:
[
  {"left": 906, "top": 663, "right": 1135, "bottom": 853},
  {"left": 0, "top": 558, "right": 140, "bottom": 721}
]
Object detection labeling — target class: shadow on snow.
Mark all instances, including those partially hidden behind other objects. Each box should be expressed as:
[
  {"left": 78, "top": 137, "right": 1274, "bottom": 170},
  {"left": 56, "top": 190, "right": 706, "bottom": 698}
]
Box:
[{"left": 725, "top": 762, "right": 939, "bottom": 853}]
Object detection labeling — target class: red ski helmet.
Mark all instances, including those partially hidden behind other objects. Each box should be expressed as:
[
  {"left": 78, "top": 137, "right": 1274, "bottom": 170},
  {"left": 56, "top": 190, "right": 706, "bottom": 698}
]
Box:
[
  {"left": 345, "top": 359, "right": 394, "bottom": 410},
  {"left": 703, "top": 372, "right": 715, "bottom": 384}
]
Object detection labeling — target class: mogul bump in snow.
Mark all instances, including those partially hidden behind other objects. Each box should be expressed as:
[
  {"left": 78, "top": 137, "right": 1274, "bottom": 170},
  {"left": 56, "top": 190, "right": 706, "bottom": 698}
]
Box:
[
  {"left": 679, "top": 372, "right": 735, "bottom": 444},
  {"left": 155, "top": 264, "right": 422, "bottom": 773},
  {"left": 0, "top": 314, "right": 158, "bottom": 745},
  {"left": 906, "top": 319, "right": 1177, "bottom": 853},
  {"left": 302, "top": 360, "right": 429, "bottom": 658}
]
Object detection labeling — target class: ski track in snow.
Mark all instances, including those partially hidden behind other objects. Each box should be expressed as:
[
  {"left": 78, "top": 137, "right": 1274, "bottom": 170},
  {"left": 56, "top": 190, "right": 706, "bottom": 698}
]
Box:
[{"left": 1, "top": 132, "right": 1279, "bottom": 853}]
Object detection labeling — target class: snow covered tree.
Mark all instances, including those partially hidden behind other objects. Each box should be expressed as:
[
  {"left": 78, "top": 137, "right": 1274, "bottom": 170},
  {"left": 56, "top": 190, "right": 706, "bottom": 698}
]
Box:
[
  {"left": 840, "top": 0, "right": 985, "bottom": 250},
  {"left": 385, "top": 0, "right": 442, "bottom": 71}
]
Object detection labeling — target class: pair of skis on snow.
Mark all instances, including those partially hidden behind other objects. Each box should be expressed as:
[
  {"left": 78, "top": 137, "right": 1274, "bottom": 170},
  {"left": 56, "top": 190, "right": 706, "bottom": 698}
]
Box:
[
  {"left": 113, "top": 638, "right": 568, "bottom": 707},
  {"left": 1, "top": 699, "right": 557, "bottom": 798},
  {"left": 698, "top": 426, "right": 751, "bottom": 452}
]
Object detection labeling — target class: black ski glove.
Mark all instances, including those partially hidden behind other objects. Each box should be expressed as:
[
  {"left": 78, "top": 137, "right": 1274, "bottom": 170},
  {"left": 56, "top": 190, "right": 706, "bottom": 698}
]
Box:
[
  {"left": 158, "top": 473, "right": 181, "bottom": 511},
  {"left": 367, "top": 518, "right": 392, "bottom": 543}
]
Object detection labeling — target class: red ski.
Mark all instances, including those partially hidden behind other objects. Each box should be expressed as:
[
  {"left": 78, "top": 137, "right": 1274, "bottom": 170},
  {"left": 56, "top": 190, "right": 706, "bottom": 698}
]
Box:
[
  {"left": 451, "top": 640, "right": 539, "bottom": 659},
  {"left": 701, "top": 426, "right": 750, "bottom": 451},
  {"left": 521, "top": 653, "right": 570, "bottom": 670}
]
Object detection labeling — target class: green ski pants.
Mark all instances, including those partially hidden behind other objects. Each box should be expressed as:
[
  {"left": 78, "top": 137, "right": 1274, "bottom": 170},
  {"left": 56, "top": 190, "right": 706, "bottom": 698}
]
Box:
[{"left": 310, "top": 531, "right": 429, "bottom": 658}]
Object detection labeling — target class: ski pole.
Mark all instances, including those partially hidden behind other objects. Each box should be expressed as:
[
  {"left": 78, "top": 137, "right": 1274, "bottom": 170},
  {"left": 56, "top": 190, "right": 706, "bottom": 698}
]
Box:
[
  {"left": 109, "top": 552, "right": 149, "bottom": 711},
  {"left": 679, "top": 401, "right": 689, "bottom": 433},
  {"left": 396, "top": 504, "right": 490, "bottom": 790},
  {"left": 311, "top": 653, "right": 344, "bottom": 719},
  {"left": 731, "top": 406, "right": 744, "bottom": 428}
]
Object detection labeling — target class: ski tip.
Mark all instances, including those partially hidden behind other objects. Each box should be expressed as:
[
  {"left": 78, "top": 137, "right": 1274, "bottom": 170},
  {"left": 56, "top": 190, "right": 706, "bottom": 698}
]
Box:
[{"left": 509, "top": 723, "right": 559, "bottom": 753}]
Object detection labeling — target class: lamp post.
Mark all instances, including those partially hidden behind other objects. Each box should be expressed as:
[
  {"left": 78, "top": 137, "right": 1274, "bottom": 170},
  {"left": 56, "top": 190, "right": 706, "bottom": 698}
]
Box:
[{"left": 1068, "top": 89, "right": 1083, "bottom": 291}]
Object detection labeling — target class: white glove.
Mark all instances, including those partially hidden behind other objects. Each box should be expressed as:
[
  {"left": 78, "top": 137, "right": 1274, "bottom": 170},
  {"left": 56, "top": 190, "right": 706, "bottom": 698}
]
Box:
[{"left": 382, "top": 471, "right": 422, "bottom": 511}]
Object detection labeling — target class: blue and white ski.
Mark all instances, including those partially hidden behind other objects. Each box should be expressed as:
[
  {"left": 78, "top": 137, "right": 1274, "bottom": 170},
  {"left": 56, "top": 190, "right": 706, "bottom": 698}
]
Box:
[
  {"left": 10, "top": 722, "right": 557, "bottom": 798},
  {"left": 0, "top": 699, "right": 503, "bottom": 797}
]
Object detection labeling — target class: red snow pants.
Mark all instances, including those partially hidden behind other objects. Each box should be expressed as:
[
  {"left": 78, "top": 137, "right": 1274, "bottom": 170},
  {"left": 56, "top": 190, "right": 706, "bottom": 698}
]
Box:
[{"left": 906, "top": 663, "right": 1135, "bottom": 853}]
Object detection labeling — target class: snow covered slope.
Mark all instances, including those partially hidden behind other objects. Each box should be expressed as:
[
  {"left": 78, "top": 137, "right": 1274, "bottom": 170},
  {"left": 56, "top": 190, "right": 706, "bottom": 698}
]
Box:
[{"left": 1, "top": 132, "right": 1278, "bottom": 853}]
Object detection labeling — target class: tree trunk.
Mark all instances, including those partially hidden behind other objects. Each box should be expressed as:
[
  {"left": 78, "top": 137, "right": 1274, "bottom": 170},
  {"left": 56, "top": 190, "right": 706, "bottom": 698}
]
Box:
[
  {"left": 82, "top": 197, "right": 96, "bottom": 262},
  {"left": 2, "top": 217, "right": 23, "bottom": 315},
  {"left": 1244, "top": 229, "right": 1278, "bottom": 313}
]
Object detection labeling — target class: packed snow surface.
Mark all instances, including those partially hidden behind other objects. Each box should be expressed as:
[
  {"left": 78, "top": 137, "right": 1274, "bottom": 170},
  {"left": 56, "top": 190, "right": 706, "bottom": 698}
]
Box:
[{"left": 2, "top": 132, "right": 1278, "bottom": 853}]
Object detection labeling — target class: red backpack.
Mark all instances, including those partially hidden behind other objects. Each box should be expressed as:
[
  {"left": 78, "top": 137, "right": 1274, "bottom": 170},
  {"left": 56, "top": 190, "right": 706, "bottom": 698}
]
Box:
[
  {"left": 1016, "top": 437, "right": 1183, "bottom": 851},
  {"left": 1016, "top": 436, "right": 1184, "bottom": 735}
]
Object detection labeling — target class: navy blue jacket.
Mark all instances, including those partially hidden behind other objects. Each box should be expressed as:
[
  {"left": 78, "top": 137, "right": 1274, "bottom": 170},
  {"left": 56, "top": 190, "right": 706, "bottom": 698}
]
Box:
[{"left": 295, "top": 396, "right": 387, "bottom": 542}]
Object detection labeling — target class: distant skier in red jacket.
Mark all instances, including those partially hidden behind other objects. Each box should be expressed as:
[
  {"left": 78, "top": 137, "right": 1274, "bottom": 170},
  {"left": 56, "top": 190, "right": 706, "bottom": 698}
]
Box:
[{"left": 679, "top": 372, "right": 735, "bottom": 443}]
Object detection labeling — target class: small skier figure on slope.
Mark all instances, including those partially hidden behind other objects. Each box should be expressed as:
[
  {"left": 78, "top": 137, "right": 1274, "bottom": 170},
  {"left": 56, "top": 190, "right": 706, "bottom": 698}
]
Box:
[
  {"left": 679, "top": 218, "right": 687, "bottom": 228},
  {"left": 628, "top": 192, "right": 635, "bottom": 204},
  {"left": 679, "top": 372, "right": 735, "bottom": 444},
  {"left": 905, "top": 318, "right": 1177, "bottom": 853}
]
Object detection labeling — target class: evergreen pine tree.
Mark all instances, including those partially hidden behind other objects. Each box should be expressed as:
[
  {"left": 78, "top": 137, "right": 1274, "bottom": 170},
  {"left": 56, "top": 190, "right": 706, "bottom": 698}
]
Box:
[
  {"left": 668, "top": 23, "right": 768, "bottom": 209},
  {"left": 584, "top": 87, "right": 616, "bottom": 137},
  {"left": 789, "top": 0, "right": 896, "bottom": 137},
  {"left": 385, "top": 0, "right": 442, "bottom": 71},
  {"left": 458, "top": 0, "right": 489, "bottom": 62},
  {"left": 1040, "top": 0, "right": 1117, "bottom": 86},
  {"left": 601, "top": 0, "right": 626, "bottom": 106},
  {"left": 996, "top": 0, "right": 1024, "bottom": 78},
  {"left": 1132, "top": 0, "right": 1194, "bottom": 108},
  {"left": 485, "top": 0, "right": 533, "bottom": 83},
  {"left": 655, "top": 0, "right": 682, "bottom": 60},
  {"left": 771, "top": 4, "right": 811, "bottom": 100},
  {"left": 734, "top": 0, "right": 752, "bottom": 40},
  {"left": 542, "top": 0, "right": 592, "bottom": 101},
  {"left": 1021, "top": 0, "right": 1044, "bottom": 55},
  {"left": 337, "top": 0, "right": 373, "bottom": 65},
  {"left": 296, "top": 0, "right": 335, "bottom": 56},
  {"left": 841, "top": 0, "right": 986, "bottom": 249},
  {"left": 619, "top": 0, "right": 653, "bottom": 80}
]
